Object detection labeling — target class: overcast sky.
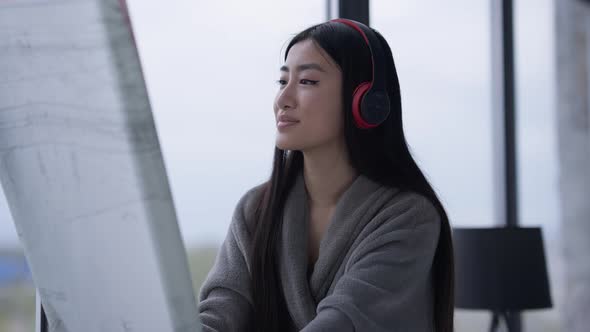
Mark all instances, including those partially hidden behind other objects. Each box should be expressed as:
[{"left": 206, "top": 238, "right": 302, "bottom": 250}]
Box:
[{"left": 0, "top": 0, "right": 557, "bottom": 249}]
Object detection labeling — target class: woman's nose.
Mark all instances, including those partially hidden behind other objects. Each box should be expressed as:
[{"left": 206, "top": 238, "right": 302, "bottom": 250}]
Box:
[{"left": 275, "top": 81, "right": 297, "bottom": 110}]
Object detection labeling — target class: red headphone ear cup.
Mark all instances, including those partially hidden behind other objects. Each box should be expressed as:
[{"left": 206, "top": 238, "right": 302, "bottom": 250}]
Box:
[{"left": 352, "top": 82, "right": 373, "bottom": 129}]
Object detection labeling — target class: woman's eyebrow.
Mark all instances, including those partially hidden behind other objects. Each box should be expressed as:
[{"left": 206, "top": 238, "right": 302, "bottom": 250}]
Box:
[{"left": 280, "top": 63, "right": 326, "bottom": 73}]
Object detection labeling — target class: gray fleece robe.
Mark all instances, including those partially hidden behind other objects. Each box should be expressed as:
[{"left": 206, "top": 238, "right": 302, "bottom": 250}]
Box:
[{"left": 198, "top": 169, "right": 441, "bottom": 331}]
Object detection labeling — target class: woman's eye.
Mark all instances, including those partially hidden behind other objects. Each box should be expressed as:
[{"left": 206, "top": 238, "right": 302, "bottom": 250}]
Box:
[
  {"left": 275, "top": 79, "right": 318, "bottom": 87},
  {"left": 301, "top": 79, "right": 318, "bottom": 85}
]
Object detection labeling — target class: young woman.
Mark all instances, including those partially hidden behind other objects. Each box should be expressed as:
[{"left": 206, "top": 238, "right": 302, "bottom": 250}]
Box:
[{"left": 198, "top": 19, "right": 454, "bottom": 332}]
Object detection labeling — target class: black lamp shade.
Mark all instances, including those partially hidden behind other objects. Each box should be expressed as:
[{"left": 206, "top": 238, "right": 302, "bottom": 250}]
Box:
[{"left": 453, "top": 227, "right": 552, "bottom": 311}]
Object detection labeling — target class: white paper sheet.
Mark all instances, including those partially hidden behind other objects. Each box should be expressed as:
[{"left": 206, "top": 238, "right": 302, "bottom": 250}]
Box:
[{"left": 0, "top": 1, "right": 200, "bottom": 331}]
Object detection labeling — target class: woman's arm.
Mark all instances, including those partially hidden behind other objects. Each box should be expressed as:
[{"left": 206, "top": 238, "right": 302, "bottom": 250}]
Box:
[
  {"left": 198, "top": 188, "right": 259, "bottom": 332},
  {"left": 302, "top": 195, "right": 441, "bottom": 332}
]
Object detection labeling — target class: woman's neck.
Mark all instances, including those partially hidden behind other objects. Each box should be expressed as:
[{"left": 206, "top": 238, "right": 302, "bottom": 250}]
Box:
[{"left": 301, "top": 141, "right": 358, "bottom": 208}]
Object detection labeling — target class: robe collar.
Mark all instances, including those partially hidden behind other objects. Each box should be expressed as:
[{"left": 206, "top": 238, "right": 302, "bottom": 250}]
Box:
[{"left": 277, "top": 168, "right": 391, "bottom": 328}]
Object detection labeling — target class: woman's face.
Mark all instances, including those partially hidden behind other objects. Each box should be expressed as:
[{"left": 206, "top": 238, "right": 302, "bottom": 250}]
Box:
[{"left": 274, "top": 39, "right": 343, "bottom": 152}]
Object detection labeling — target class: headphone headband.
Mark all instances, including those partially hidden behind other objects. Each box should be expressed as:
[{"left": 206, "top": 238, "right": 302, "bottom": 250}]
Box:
[
  {"left": 330, "top": 18, "right": 387, "bottom": 89},
  {"left": 329, "top": 18, "right": 390, "bottom": 129}
]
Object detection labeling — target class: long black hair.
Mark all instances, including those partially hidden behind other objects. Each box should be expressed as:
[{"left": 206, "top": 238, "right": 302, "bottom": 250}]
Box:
[{"left": 249, "top": 21, "right": 454, "bottom": 332}]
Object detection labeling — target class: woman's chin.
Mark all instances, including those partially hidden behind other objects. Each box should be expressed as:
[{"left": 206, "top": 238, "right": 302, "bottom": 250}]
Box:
[{"left": 275, "top": 139, "right": 301, "bottom": 151}]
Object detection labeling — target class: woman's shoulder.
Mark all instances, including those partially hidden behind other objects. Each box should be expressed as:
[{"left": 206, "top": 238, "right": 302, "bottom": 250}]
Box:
[
  {"left": 375, "top": 186, "right": 442, "bottom": 232},
  {"left": 358, "top": 175, "right": 440, "bottom": 224},
  {"left": 231, "top": 181, "right": 268, "bottom": 235},
  {"left": 236, "top": 182, "right": 267, "bottom": 215}
]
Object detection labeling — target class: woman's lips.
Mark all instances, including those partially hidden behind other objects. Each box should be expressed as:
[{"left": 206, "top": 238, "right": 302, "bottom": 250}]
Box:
[{"left": 277, "top": 121, "right": 299, "bottom": 129}]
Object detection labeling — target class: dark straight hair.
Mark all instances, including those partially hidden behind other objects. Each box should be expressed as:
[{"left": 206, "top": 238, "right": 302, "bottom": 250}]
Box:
[{"left": 249, "top": 21, "right": 454, "bottom": 332}]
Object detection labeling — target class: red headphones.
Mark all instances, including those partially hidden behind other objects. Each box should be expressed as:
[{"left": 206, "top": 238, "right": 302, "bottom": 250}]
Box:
[{"left": 330, "top": 18, "right": 391, "bottom": 129}]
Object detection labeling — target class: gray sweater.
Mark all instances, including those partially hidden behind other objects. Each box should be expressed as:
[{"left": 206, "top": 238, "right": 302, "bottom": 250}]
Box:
[{"left": 198, "top": 170, "right": 441, "bottom": 331}]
